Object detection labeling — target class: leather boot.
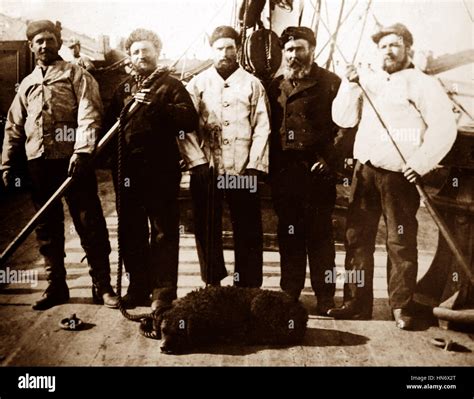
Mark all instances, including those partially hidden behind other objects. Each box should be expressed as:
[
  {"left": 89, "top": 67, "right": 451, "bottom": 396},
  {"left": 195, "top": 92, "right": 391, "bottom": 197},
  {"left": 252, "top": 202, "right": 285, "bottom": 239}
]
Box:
[
  {"left": 87, "top": 252, "right": 119, "bottom": 308},
  {"left": 92, "top": 283, "right": 119, "bottom": 308},
  {"left": 33, "top": 281, "right": 69, "bottom": 310}
]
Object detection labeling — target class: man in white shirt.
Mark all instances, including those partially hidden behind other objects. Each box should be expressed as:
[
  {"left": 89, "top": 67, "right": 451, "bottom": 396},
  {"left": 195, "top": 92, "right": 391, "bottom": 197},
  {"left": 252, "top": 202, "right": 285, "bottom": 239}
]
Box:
[
  {"left": 329, "top": 23, "right": 457, "bottom": 329},
  {"left": 184, "top": 26, "right": 270, "bottom": 287}
]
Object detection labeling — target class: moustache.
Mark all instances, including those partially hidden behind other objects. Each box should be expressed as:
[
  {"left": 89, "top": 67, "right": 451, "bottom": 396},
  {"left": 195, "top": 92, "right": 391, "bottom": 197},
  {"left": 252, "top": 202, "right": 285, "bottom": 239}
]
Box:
[{"left": 287, "top": 58, "right": 305, "bottom": 68}]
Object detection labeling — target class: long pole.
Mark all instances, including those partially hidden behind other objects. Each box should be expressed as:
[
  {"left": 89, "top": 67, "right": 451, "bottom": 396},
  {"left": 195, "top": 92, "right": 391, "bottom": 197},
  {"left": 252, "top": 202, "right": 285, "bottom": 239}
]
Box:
[
  {"left": 334, "top": 43, "right": 473, "bottom": 285},
  {"left": 0, "top": 66, "right": 172, "bottom": 268}
]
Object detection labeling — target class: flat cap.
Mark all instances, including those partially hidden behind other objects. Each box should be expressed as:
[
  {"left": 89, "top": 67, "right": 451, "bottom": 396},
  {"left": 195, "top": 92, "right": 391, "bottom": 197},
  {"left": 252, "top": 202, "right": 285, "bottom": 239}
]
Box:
[
  {"left": 26, "top": 20, "right": 61, "bottom": 42},
  {"left": 371, "top": 23, "right": 413, "bottom": 47},
  {"left": 279, "top": 26, "right": 316, "bottom": 48},
  {"left": 68, "top": 37, "right": 80, "bottom": 48},
  {"left": 209, "top": 26, "right": 240, "bottom": 47}
]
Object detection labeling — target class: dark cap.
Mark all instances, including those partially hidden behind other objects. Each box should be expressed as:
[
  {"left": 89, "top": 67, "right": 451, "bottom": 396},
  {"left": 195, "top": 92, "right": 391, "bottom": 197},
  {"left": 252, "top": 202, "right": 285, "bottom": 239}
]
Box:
[
  {"left": 209, "top": 26, "right": 240, "bottom": 47},
  {"left": 371, "top": 23, "right": 413, "bottom": 47},
  {"left": 26, "top": 20, "right": 61, "bottom": 42},
  {"left": 279, "top": 26, "right": 316, "bottom": 48}
]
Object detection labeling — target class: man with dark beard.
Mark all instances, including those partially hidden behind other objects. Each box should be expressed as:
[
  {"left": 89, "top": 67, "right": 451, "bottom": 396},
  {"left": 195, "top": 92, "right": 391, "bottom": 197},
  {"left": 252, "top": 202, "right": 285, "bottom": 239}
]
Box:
[
  {"left": 185, "top": 26, "right": 270, "bottom": 287},
  {"left": 329, "top": 23, "right": 457, "bottom": 329},
  {"left": 267, "top": 27, "right": 341, "bottom": 314},
  {"left": 104, "top": 29, "right": 200, "bottom": 310}
]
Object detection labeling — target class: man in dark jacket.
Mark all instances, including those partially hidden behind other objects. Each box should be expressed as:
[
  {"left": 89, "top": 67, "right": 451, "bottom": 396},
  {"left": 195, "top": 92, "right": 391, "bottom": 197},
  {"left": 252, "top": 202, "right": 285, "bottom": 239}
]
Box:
[
  {"left": 267, "top": 27, "right": 341, "bottom": 315},
  {"left": 104, "top": 29, "right": 200, "bottom": 310}
]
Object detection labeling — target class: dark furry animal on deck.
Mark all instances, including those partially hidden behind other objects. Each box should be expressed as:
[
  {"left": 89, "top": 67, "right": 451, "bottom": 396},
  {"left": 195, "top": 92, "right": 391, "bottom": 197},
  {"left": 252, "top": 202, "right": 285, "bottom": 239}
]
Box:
[{"left": 140, "top": 286, "right": 308, "bottom": 354}]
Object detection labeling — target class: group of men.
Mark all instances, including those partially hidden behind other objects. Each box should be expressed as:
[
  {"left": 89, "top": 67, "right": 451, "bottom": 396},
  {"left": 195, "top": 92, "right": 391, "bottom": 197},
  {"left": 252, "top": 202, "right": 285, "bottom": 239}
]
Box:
[{"left": 1, "top": 19, "right": 457, "bottom": 330}]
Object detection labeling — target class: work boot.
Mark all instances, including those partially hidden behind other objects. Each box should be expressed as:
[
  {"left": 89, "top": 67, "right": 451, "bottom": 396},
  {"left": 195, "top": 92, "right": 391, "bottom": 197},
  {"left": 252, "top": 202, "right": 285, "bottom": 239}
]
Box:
[
  {"left": 92, "top": 283, "right": 119, "bottom": 309},
  {"left": 33, "top": 281, "right": 69, "bottom": 311},
  {"left": 315, "top": 297, "right": 336, "bottom": 316},
  {"left": 327, "top": 303, "right": 372, "bottom": 320},
  {"left": 392, "top": 308, "right": 415, "bottom": 330},
  {"left": 121, "top": 290, "right": 150, "bottom": 309}
]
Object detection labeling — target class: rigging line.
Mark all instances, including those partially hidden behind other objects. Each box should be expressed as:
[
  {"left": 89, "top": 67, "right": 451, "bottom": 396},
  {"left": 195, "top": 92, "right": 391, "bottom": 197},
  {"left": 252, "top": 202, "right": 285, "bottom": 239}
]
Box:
[
  {"left": 323, "top": 0, "right": 330, "bottom": 32},
  {"left": 170, "top": 0, "right": 229, "bottom": 65},
  {"left": 463, "top": 0, "right": 473, "bottom": 22},
  {"left": 351, "top": 0, "right": 372, "bottom": 64},
  {"left": 312, "top": 0, "right": 322, "bottom": 43},
  {"left": 325, "top": 0, "right": 346, "bottom": 70},
  {"left": 438, "top": 78, "right": 474, "bottom": 121},
  {"left": 313, "top": 0, "right": 359, "bottom": 59},
  {"left": 310, "top": 0, "right": 357, "bottom": 33}
]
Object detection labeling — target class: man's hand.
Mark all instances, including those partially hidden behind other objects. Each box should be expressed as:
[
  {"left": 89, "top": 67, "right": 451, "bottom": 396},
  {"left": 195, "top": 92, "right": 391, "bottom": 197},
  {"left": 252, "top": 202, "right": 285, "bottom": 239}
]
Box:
[
  {"left": 345, "top": 64, "right": 359, "bottom": 83},
  {"left": 2, "top": 170, "right": 14, "bottom": 190},
  {"left": 134, "top": 88, "right": 152, "bottom": 105},
  {"left": 310, "top": 158, "right": 330, "bottom": 175},
  {"left": 134, "top": 83, "right": 168, "bottom": 106},
  {"left": 402, "top": 165, "right": 420, "bottom": 184},
  {"left": 68, "top": 153, "right": 92, "bottom": 178}
]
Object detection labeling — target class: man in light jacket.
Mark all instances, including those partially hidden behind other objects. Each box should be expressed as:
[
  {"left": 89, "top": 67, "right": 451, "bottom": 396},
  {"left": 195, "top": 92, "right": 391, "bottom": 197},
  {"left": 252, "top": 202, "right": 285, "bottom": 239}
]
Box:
[
  {"left": 329, "top": 23, "right": 457, "bottom": 329},
  {"left": 184, "top": 26, "right": 270, "bottom": 287},
  {"left": 2, "top": 20, "right": 117, "bottom": 310}
]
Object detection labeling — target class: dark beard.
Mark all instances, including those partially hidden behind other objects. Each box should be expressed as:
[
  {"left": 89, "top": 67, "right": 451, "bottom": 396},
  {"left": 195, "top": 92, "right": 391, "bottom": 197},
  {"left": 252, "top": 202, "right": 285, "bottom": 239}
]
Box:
[
  {"left": 215, "top": 58, "right": 238, "bottom": 79},
  {"left": 283, "top": 57, "right": 312, "bottom": 81},
  {"left": 383, "top": 52, "right": 409, "bottom": 74}
]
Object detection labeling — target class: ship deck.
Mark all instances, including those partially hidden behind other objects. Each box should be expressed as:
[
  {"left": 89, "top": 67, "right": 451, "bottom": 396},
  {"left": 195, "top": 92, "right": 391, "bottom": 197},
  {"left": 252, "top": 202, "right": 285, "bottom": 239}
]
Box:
[{"left": 0, "top": 171, "right": 472, "bottom": 366}]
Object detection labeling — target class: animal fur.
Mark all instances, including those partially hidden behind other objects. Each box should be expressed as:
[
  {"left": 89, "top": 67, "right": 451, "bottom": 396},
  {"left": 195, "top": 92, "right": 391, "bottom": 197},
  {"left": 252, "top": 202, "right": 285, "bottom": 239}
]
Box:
[{"left": 140, "top": 286, "right": 308, "bottom": 354}]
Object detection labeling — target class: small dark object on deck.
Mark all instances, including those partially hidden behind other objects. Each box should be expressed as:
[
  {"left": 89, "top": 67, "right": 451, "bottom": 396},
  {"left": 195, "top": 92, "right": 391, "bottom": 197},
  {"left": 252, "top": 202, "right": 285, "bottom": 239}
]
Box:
[
  {"left": 140, "top": 286, "right": 308, "bottom": 354},
  {"left": 59, "top": 313, "right": 83, "bottom": 331}
]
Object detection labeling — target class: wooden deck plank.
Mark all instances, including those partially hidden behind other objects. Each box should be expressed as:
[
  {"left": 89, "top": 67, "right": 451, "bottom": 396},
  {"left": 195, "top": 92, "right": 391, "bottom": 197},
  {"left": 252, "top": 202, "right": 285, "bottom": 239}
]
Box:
[{"left": 1, "top": 174, "right": 472, "bottom": 367}]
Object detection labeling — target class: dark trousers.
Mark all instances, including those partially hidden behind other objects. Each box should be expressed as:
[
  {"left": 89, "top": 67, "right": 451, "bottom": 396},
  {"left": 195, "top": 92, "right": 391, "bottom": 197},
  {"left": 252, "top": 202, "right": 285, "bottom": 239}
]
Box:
[
  {"left": 344, "top": 161, "right": 420, "bottom": 314},
  {"left": 28, "top": 157, "right": 111, "bottom": 286},
  {"left": 190, "top": 174, "right": 263, "bottom": 287},
  {"left": 113, "top": 158, "right": 181, "bottom": 301},
  {"left": 271, "top": 159, "right": 336, "bottom": 300}
]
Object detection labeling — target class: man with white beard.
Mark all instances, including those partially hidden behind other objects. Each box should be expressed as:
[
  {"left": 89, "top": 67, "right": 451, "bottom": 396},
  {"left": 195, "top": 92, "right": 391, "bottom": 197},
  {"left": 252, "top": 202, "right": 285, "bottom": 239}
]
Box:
[{"left": 267, "top": 27, "right": 342, "bottom": 315}]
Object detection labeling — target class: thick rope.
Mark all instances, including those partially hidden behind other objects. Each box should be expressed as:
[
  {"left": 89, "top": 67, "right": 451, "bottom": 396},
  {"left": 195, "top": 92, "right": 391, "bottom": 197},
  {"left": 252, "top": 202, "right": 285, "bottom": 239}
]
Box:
[{"left": 115, "top": 67, "right": 171, "bottom": 323}]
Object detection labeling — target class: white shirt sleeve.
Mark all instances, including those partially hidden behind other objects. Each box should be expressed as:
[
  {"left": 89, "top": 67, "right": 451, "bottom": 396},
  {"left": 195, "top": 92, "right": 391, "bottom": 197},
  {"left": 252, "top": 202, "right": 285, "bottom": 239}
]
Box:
[
  {"left": 405, "top": 74, "right": 457, "bottom": 176},
  {"left": 331, "top": 79, "right": 363, "bottom": 129}
]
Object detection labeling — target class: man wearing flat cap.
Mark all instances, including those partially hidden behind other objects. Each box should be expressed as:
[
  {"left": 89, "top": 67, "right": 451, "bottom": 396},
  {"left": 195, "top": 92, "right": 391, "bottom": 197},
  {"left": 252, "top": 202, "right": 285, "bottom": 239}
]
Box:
[
  {"left": 329, "top": 23, "right": 457, "bottom": 329},
  {"left": 68, "top": 37, "right": 95, "bottom": 72},
  {"left": 267, "top": 26, "right": 341, "bottom": 314},
  {"left": 1, "top": 20, "right": 118, "bottom": 310},
  {"left": 185, "top": 25, "right": 270, "bottom": 287}
]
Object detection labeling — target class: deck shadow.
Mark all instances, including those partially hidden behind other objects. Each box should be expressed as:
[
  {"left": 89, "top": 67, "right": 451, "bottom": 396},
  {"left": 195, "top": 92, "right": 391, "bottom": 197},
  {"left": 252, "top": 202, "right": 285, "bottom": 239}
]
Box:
[
  {"left": 303, "top": 327, "right": 369, "bottom": 347},
  {"left": 165, "top": 328, "right": 369, "bottom": 356}
]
